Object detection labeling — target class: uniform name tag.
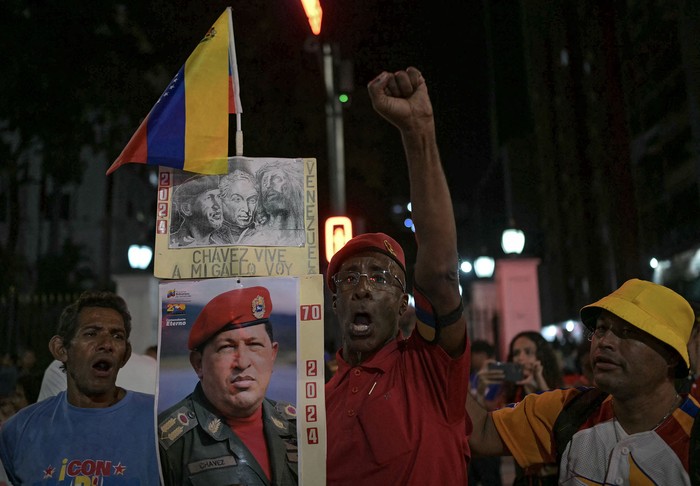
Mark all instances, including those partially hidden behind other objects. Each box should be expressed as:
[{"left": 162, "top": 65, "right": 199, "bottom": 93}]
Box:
[{"left": 188, "top": 455, "right": 237, "bottom": 474}]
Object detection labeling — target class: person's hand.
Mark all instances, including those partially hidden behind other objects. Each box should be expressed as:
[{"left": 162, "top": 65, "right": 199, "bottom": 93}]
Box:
[
  {"left": 517, "top": 359, "right": 548, "bottom": 392},
  {"left": 470, "top": 359, "right": 503, "bottom": 409},
  {"left": 367, "top": 67, "right": 434, "bottom": 133},
  {"left": 475, "top": 359, "right": 505, "bottom": 395}
]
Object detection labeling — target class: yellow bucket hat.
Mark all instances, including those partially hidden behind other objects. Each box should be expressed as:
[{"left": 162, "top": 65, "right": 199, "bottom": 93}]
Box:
[{"left": 580, "top": 279, "right": 694, "bottom": 371}]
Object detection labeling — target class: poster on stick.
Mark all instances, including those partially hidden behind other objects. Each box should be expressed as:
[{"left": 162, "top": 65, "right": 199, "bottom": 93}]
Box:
[
  {"left": 153, "top": 157, "right": 319, "bottom": 280},
  {"left": 156, "top": 275, "right": 326, "bottom": 485}
]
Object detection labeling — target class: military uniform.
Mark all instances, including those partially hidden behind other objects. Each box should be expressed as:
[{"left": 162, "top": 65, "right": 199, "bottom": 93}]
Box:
[{"left": 158, "top": 383, "right": 298, "bottom": 486}]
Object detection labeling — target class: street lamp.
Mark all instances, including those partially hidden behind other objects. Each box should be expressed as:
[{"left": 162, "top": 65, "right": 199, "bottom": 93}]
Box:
[
  {"left": 128, "top": 245, "right": 153, "bottom": 270},
  {"left": 300, "top": 0, "right": 346, "bottom": 214},
  {"left": 500, "top": 147, "right": 525, "bottom": 255},
  {"left": 474, "top": 255, "right": 495, "bottom": 279},
  {"left": 300, "top": 0, "right": 322, "bottom": 35},
  {"left": 501, "top": 224, "right": 525, "bottom": 255},
  {"left": 484, "top": 0, "right": 526, "bottom": 260}
]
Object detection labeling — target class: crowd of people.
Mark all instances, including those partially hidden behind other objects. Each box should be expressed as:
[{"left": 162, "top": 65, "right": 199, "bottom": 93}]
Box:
[
  {"left": 0, "top": 350, "right": 43, "bottom": 426},
  {"left": 2, "top": 64, "right": 700, "bottom": 486},
  {"left": 0, "top": 343, "right": 158, "bottom": 428}
]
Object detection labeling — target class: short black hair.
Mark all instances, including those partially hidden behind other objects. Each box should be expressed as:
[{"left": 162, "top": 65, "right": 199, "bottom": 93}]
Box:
[
  {"left": 470, "top": 339, "right": 496, "bottom": 357},
  {"left": 16, "top": 373, "right": 43, "bottom": 404}
]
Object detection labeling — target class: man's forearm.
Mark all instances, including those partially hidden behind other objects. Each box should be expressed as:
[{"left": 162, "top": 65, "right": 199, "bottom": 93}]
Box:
[
  {"left": 467, "top": 392, "right": 507, "bottom": 456},
  {"left": 402, "top": 117, "right": 465, "bottom": 357},
  {"left": 403, "top": 126, "right": 459, "bottom": 291}
]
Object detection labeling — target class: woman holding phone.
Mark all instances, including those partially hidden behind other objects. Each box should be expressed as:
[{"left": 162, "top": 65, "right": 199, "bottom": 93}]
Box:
[{"left": 471, "top": 330, "right": 563, "bottom": 485}]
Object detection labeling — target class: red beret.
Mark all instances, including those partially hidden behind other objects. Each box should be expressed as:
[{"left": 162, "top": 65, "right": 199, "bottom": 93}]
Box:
[
  {"left": 326, "top": 232, "right": 406, "bottom": 292},
  {"left": 188, "top": 286, "right": 273, "bottom": 350}
]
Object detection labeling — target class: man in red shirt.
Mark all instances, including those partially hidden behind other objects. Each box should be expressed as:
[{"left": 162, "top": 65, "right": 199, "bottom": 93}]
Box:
[{"left": 325, "top": 67, "right": 470, "bottom": 485}]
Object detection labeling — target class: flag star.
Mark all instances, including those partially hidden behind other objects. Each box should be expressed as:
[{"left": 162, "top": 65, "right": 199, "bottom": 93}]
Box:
[
  {"left": 43, "top": 465, "right": 55, "bottom": 478},
  {"left": 114, "top": 462, "right": 127, "bottom": 475}
]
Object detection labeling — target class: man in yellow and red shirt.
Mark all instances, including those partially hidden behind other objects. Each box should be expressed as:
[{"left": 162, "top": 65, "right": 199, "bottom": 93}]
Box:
[{"left": 469, "top": 279, "right": 700, "bottom": 485}]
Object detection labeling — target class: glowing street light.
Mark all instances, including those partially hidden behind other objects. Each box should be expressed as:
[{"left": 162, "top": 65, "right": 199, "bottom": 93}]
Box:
[
  {"left": 460, "top": 260, "right": 473, "bottom": 274},
  {"left": 501, "top": 226, "right": 525, "bottom": 255},
  {"left": 128, "top": 245, "right": 153, "bottom": 270},
  {"left": 474, "top": 256, "right": 496, "bottom": 278},
  {"left": 299, "top": 0, "right": 346, "bottom": 214},
  {"left": 300, "top": 0, "right": 322, "bottom": 35}
]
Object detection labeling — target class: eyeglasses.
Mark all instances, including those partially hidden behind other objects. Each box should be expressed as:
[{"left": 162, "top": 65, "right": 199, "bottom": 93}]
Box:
[
  {"left": 586, "top": 324, "right": 644, "bottom": 342},
  {"left": 332, "top": 270, "right": 405, "bottom": 292}
]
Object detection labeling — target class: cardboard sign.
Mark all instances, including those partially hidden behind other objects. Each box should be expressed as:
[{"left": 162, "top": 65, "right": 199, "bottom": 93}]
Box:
[
  {"left": 154, "top": 157, "right": 319, "bottom": 279},
  {"left": 157, "top": 275, "right": 326, "bottom": 485}
]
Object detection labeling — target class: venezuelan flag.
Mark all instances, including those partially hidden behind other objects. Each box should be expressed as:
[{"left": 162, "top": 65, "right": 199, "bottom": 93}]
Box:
[{"left": 107, "top": 8, "right": 240, "bottom": 175}]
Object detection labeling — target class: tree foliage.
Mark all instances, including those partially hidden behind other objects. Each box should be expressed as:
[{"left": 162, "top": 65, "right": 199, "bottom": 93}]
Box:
[{"left": 0, "top": 2, "right": 167, "bottom": 292}]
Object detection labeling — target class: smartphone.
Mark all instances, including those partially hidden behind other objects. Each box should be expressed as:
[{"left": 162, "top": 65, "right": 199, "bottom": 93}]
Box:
[{"left": 487, "top": 362, "right": 524, "bottom": 382}]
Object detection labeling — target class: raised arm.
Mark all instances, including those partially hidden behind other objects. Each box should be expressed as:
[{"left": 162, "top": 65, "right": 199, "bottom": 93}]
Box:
[{"left": 367, "top": 67, "right": 466, "bottom": 356}]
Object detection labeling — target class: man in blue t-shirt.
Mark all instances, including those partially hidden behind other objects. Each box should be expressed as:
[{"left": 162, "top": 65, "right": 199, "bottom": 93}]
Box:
[{"left": 0, "top": 290, "right": 159, "bottom": 485}]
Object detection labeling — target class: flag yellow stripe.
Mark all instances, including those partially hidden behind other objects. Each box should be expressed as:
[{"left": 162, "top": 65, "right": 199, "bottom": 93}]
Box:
[{"left": 183, "top": 10, "right": 230, "bottom": 174}]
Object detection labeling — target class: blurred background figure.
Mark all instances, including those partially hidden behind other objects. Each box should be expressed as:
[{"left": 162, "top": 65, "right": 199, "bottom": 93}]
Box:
[
  {"left": 11, "top": 373, "right": 42, "bottom": 412},
  {"left": 0, "top": 455, "right": 9, "bottom": 485},
  {"left": 0, "top": 394, "right": 15, "bottom": 426},
  {"left": 678, "top": 303, "right": 700, "bottom": 399},
  {"left": 324, "top": 350, "right": 338, "bottom": 384},
  {"left": 16, "top": 349, "right": 38, "bottom": 378},
  {"left": 501, "top": 331, "right": 563, "bottom": 404},
  {"left": 564, "top": 339, "right": 593, "bottom": 388},
  {"left": 144, "top": 344, "right": 158, "bottom": 360},
  {"left": 472, "top": 330, "right": 563, "bottom": 485},
  {"left": 468, "top": 339, "right": 502, "bottom": 486},
  {"left": 475, "top": 331, "right": 564, "bottom": 408},
  {"left": 0, "top": 353, "right": 18, "bottom": 399}
]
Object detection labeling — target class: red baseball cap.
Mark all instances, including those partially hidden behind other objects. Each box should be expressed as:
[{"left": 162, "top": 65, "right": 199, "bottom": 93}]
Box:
[
  {"left": 326, "top": 232, "right": 406, "bottom": 292},
  {"left": 188, "top": 286, "right": 273, "bottom": 350}
]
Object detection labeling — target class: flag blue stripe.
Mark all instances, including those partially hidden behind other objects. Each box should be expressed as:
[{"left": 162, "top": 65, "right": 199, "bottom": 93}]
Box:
[{"left": 146, "top": 67, "right": 186, "bottom": 167}]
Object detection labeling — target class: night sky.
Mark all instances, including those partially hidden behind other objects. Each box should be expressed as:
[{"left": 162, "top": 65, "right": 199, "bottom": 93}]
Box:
[
  {"left": 266, "top": 1, "right": 501, "bottom": 256},
  {"left": 143, "top": 1, "right": 501, "bottom": 239},
  {"left": 315, "top": 0, "right": 495, "bottom": 198},
  {"left": 29, "top": 1, "right": 518, "bottom": 263},
  {"left": 315, "top": 1, "right": 523, "bottom": 259}
]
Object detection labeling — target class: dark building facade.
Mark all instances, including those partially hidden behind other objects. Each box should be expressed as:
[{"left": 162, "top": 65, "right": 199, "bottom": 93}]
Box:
[{"left": 501, "top": 1, "right": 700, "bottom": 322}]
